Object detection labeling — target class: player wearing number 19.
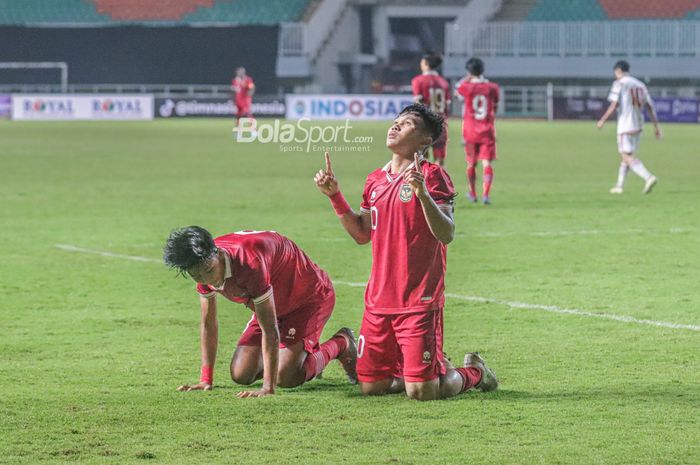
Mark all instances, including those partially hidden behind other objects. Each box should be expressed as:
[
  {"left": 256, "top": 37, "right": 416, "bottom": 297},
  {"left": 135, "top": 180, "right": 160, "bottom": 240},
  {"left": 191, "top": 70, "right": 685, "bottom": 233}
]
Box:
[
  {"left": 163, "top": 226, "right": 357, "bottom": 398},
  {"left": 455, "top": 57, "right": 500, "bottom": 205},
  {"left": 315, "top": 103, "right": 498, "bottom": 401},
  {"left": 411, "top": 53, "right": 451, "bottom": 166}
]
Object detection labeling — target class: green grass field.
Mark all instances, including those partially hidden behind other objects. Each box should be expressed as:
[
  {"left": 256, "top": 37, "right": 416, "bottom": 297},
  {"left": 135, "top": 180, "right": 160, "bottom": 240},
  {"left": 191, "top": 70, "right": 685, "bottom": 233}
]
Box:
[{"left": 1, "top": 118, "right": 698, "bottom": 465}]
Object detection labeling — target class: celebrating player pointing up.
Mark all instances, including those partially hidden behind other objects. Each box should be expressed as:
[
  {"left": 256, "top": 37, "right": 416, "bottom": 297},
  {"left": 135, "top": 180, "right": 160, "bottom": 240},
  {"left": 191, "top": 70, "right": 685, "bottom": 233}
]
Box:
[{"left": 315, "top": 103, "right": 498, "bottom": 401}]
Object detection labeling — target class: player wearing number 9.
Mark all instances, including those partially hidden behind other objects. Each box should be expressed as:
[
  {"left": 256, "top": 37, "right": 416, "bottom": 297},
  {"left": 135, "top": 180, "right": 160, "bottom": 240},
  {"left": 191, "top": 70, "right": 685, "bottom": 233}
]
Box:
[{"left": 455, "top": 57, "right": 500, "bottom": 205}]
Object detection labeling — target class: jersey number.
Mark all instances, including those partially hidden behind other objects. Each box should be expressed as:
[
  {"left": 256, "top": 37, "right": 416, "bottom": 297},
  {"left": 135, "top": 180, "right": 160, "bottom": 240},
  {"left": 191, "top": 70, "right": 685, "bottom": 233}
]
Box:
[
  {"left": 630, "top": 88, "right": 644, "bottom": 108},
  {"left": 370, "top": 206, "right": 378, "bottom": 231},
  {"left": 472, "top": 95, "right": 488, "bottom": 120},
  {"left": 428, "top": 88, "right": 446, "bottom": 114}
]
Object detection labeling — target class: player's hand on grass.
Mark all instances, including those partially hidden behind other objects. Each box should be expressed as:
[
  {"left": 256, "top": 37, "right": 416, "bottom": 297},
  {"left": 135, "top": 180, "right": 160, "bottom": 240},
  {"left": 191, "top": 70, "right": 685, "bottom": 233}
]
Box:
[
  {"left": 314, "top": 151, "right": 339, "bottom": 197},
  {"left": 176, "top": 382, "right": 212, "bottom": 392},
  {"left": 596, "top": 119, "right": 605, "bottom": 129},
  {"left": 236, "top": 388, "right": 273, "bottom": 398},
  {"left": 404, "top": 153, "right": 428, "bottom": 199}
]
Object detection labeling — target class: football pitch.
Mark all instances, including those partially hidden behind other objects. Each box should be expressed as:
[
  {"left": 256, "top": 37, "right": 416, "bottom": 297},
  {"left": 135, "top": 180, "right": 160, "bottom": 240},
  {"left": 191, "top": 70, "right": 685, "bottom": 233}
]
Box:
[{"left": 1, "top": 118, "right": 698, "bottom": 465}]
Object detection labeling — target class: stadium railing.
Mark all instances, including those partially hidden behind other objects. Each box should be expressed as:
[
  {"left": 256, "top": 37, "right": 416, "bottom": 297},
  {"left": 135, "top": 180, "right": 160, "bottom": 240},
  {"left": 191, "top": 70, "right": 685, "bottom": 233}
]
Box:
[
  {"left": 446, "top": 20, "right": 700, "bottom": 57},
  {"left": 277, "top": 0, "right": 348, "bottom": 76}
]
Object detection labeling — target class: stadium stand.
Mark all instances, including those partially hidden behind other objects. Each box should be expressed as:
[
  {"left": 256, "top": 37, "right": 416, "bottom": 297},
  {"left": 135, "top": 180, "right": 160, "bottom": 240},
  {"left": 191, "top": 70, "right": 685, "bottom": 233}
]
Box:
[
  {"left": 182, "top": 0, "right": 310, "bottom": 24},
  {"left": 0, "top": 0, "right": 311, "bottom": 25},
  {"left": 527, "top": 0, "right": 700, "bottom": 21},
  {"left": 92, "top": 0, "right": 215, "bottom": 21},
  {"left": 0, "top": 0, "right": 109, "bottom": 25}
]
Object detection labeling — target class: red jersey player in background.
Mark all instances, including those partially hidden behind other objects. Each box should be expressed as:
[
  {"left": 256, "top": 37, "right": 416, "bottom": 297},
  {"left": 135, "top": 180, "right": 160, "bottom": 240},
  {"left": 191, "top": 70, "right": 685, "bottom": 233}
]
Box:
[
  {"left": 163, "top": 226, "right": 357, "bottom": 397},
  {"left": 314, "top": 104, "right": 498, "bottom": 401},
  {"left": 455, "top": 57, "right": 500, "bottom": 205},
  {"left": 231, "top": 67, "right": 255, "bottom": 126},
  {"left": 411, "top": 53, "right": 451, "bottom": 166}
]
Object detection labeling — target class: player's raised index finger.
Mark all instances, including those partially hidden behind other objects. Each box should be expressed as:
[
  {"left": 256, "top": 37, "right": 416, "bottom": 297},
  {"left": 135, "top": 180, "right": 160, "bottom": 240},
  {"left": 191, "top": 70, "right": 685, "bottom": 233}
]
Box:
[
  {"left": 325, "top": 151, "right": 332, "bottom": 173},
  {"left": 414, "top": 152, "right": 421, "bottom": 170}
]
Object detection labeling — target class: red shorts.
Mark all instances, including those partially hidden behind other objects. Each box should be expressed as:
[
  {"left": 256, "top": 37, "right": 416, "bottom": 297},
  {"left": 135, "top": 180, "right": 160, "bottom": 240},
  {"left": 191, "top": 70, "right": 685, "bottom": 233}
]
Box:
[
  {"left": 356, "top": 308, "right": 445, "bottom": 383},
  {"left": 237, "top": 288, "right": 335, "bottom": 353},
  {"left": 465, "top": 139, "right": 496, "bottom": 164},
  {"left": 235, "top": 98, "right": 252, "bottom": 118}
]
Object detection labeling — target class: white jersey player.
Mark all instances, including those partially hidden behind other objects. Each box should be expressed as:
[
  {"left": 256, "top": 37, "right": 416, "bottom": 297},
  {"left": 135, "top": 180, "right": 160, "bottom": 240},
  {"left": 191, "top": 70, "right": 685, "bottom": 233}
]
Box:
[{"left": 597, "top": 60, "right": 661, "bottom": 194}]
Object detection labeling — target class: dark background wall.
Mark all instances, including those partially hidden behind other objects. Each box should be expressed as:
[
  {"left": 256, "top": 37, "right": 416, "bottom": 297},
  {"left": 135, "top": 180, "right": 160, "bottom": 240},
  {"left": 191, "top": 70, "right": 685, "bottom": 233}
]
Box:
[{"left": 0, "top": 26, "right": 279, "bottom": 92}]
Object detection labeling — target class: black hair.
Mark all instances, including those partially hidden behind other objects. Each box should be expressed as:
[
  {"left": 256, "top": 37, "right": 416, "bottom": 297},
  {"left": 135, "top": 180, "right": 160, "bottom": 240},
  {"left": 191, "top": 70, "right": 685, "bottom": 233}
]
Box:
[
  {"left": 466, "top": 57, "right": 484, "bottom": 76},
  {"left": 399, "top": 103, "right": 444, "bottom": 143},
  {"left": 163, "top": 226, "right": 218, "bottom": 274},
  {"left": 614, "top": 60, "right": 630, "bottom": 72},
  {"left": 422, "top": 52, "right": 443, "bottom": 70}
]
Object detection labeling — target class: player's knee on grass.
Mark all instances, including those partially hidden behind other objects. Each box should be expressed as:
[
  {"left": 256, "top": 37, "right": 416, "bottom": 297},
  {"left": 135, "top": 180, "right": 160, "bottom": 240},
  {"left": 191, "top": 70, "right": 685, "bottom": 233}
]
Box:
[
  {"left": 438, "top": 369, "right": 464, "bottom": 399},
  {"left": 359, "top": 379, "right": 393, "bottom": 396},
  {"left": 230, "top": 364, "right": 260, "bottom": 386},
  {"left": 405, "top": 379, "right": 440, "bottom": 401},
  {"left": 230, "top": 347, "right": 263, "bottom": 385},
  {"left": 276, "top": 364, "right": 305, "bottom": 388}
]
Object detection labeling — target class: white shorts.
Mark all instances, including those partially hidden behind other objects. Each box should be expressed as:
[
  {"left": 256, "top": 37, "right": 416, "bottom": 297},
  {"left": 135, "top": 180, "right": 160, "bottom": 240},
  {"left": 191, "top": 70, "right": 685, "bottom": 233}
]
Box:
[{"left": 617, "top": 132, "right": 641, "bottom": 154}]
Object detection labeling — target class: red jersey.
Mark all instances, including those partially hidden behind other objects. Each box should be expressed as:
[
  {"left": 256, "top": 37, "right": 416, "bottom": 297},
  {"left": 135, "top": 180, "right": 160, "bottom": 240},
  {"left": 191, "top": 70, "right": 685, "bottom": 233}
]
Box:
[
  {"left": 196, "top": 231, "right": 331, "bottom": 316},
  {"left": 456, "top": 77, "right": 499, "bottom": 143},
  {"left": 359, "top": 158, "right": 456, "bottom": 314},
  {"left": 232, "top": 76, "right": 254, "bottom": 102},
  {"left": 411, "top": 72, "right": 451, "bottom": 116}
]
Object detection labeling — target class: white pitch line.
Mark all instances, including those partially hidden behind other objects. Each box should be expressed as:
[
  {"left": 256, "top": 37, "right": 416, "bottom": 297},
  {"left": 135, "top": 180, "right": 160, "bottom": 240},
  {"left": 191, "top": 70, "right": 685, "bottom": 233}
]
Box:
[
  {"left": 332, "top": 281, "right": 700, "bottom": 332},
  {"left": 457, "top": 227, "right": 693, "bottom": 239},
  {"left": 442, "top": 294, "right": 700, "bottom": 332},
  {"left": 55, "top": 245, "right": 700, "bottom": 333},
  {"left": 55, "top": 244, "right": 161, "bottom": 264}
]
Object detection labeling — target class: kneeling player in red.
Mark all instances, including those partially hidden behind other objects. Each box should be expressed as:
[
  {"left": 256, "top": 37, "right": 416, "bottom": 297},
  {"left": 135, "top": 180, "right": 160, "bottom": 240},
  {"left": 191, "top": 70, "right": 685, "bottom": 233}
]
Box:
[
  {"left": 163, "top": 227, "right": 357, "bottom": 397},
  {"left": 314, "top": 104, "right": 498, "bottom": 400}
]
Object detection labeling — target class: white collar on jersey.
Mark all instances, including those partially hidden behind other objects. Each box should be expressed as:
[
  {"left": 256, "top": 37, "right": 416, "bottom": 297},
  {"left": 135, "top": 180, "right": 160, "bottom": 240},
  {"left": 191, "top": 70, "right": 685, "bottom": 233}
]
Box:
[
  {"left": 381, "top": 156, "right": 424, "bottom": 182},
  {"left": 469, "top": 75, "right": 489, "bottom": 83},
  {"left": 422, "top": 70, "right": 439, "bottom": 76},
  {"left": 214, "top": 251, "right": 232, "bottom": 291}
]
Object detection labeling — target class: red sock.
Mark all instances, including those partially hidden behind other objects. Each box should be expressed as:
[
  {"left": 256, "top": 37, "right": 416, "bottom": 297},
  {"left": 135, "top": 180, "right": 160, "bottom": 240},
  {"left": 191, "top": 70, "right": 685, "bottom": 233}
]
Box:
[
  {"left": 483, "top": 165, "right": 494, "bottom": 197},
  {"left": 467, "top": 166, "right": 476, "bottom": 196},
  {"left": 454, "top": 367, "right": 482, "bottom": 393},
  {"left": 302, "top": 335, "right": 348, "bottom": 381}
]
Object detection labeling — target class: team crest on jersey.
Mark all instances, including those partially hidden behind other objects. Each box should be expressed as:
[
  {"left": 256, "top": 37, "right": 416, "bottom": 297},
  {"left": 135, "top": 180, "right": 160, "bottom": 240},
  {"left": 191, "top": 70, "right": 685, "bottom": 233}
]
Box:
[
  {"left": 399, "top": 184, "right": 413, "bottom": 203},
  {"left": 422, "top": 351, "right": 431, "bottom": 363},
  {"left": 286, "top": 328, "right": 296, "bottom": 339}
]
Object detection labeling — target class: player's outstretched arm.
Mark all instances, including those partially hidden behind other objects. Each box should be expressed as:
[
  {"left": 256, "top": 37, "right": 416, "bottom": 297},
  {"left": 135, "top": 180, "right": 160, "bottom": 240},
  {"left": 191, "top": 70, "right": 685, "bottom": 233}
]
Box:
[
  {"left": 237, "top": 297, "right": 279, "bottom": 398},
  {"left": 404, "top": 153, "right": 455, "bottom": 244},
  {"left": 177, "top": 295, "right": 218, "bottom": 391},
  {"left": 314, "top": 151, "right": 371, "bottom": 244},
  {"left": 597, "top": 101, "right": 618, "bottom": 129}
]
